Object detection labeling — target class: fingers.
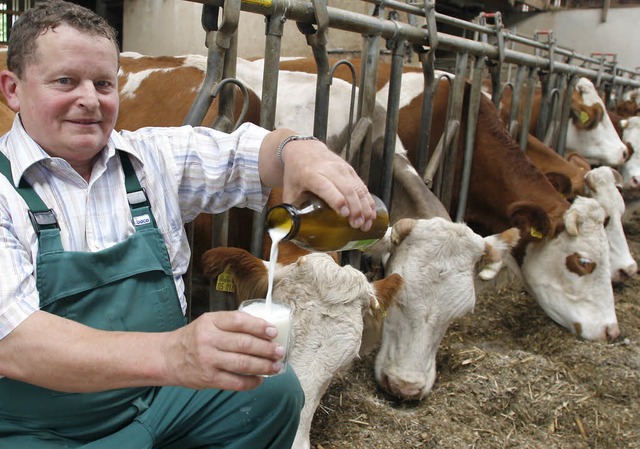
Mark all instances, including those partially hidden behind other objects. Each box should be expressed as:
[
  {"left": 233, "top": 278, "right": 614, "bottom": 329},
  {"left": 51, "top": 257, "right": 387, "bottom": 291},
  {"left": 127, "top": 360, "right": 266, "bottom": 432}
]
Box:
[
  {"left": 281, "top": 141, "right": 377, "bottom": 231},
  {"left": 169, "top": 312, "right": 286, "bottom": 390}
]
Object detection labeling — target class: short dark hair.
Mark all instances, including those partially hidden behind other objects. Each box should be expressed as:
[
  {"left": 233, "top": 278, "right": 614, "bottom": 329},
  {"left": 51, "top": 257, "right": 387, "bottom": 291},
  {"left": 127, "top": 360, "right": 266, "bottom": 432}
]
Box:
[{"left": 7, "top": 0, "right": 119, "bottom": 79}]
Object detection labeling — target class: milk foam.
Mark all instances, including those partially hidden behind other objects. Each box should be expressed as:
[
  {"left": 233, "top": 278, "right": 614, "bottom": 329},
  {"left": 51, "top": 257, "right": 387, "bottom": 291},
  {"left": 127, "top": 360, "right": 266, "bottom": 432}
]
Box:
[{"left": 240, "top": 301, "right": 291, "bottom": 352}]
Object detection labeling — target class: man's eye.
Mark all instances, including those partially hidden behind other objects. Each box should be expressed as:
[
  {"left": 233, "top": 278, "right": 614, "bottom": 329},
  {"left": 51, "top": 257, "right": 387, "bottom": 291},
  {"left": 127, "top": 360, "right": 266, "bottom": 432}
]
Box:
[
  {"left": 57, "top": 78, "right": 71, "bottom": 85},
  {"left": 95, "top": 80, "right": 113, "bottom": 89}
]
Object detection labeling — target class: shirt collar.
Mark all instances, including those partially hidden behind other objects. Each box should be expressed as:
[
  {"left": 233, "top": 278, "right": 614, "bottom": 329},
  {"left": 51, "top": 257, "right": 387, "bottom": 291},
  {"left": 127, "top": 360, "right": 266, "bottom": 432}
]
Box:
[{"left": 2, "top": 113, "right": 143, "bottom": 187}]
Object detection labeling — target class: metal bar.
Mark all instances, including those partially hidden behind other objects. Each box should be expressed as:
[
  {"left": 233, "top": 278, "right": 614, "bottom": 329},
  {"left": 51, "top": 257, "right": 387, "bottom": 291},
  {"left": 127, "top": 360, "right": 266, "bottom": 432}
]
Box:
[
  {"left": 415, "top": 50, "right": 436, "bottom": 179},
  {"left": 555, "top": 75, "right": 578, "bottom": 157},
  {"left": 248, "top": 11, "right": 286, "bottom": 259},
  {"left": 440, "top": 51, "right": 468, "bottom": 212},
  {"left": 518, "top": 68, "right": 539, "bottom": 151},
  {"left": 187, "top": 0, "right": 640, "bottom": 87},
  {"left": 455, "top": 54, "right": 484, "bottom": 223},
  {"left": 380, "top": 38, "right": 406, "bottom": 207},
  {"left": 507, "top": 65, "right": 528, "bottom": 139}
]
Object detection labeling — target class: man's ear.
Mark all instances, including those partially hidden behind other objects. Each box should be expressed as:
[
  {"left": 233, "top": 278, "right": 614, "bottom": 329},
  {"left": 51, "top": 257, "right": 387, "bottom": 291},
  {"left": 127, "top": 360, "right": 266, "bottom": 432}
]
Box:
[{"left": 0, "top": 70, "right": 21, "bottom": 112}]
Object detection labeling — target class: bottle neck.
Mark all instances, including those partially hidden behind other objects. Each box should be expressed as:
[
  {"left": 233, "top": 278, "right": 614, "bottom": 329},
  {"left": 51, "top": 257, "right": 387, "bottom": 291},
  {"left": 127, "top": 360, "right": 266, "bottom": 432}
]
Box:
[{"left": 267, "top": 203, "right": 300, "bottom": 241}]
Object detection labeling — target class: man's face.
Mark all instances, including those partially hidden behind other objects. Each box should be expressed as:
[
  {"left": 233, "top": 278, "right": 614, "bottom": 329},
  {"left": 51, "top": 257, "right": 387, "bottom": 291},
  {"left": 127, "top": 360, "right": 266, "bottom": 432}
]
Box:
[{"left": 7, "top": 24, "right": 119, "bottom": 171}]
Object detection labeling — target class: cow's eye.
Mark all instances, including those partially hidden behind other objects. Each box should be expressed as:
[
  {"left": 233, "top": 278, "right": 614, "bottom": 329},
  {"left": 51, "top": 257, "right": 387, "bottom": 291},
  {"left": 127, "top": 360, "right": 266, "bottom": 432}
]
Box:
[
  {"left": 566, "top": 252, "right": 597, "bottom": 275},
  {"left": 579, "top": 257, "right": 591, "bottom": 266}
]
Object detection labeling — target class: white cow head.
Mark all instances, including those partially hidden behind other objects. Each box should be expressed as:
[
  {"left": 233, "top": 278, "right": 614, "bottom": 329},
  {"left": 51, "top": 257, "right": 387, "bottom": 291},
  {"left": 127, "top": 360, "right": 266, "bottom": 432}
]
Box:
[
  {"left": 619, "top": 116, "right": 640, "bottom": 189},
  {"left": 519, "top": 196, "right": 619, "bottom": 341},
  {"left": 201, "top": 248, "right": 403, "bottom": 449},
  {"left": 370, "top": 217, "right": 519, "bottom": 401},
  {"left": 273, "top": 253, "right": 403, "bottom": 449},
  {"left": 566, "top": 78, "right": 628, "bottom": 167},
  {"left": 584, "top": 166, "right": 638, "bottom": 283}
]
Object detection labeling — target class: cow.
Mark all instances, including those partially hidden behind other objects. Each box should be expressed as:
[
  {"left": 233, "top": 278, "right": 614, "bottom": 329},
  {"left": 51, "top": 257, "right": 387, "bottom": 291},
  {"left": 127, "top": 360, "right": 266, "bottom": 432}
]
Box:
[
  {"left": 274, "top": 57, "right": 620, "bottom": 342},
  {"left": 607, "top": 113, "right": 640, "bottom": 190},
  {"left": 364, "top": 218, "right": 520, "bottom": 400},
  {"left": 199, "top": 246, "right": 403, "bottom": 449},
  {"left": 582, "top": 166, "right": 638, "bottom": 283},
  {"left": 523, "top": 134, "right": 590, "bottom": 200},
  {"left": 524, "top": 134, "right": 637, "bottom": 283},
  {"left": 498, "top": 77, "right": 629, "bottom": 167},
  {"left": 615, "top": 87, "right": 640, "bottom": 118},
  {"left": 391, "top": 70, "right": 619, "bottom": 342},
  {"left": 0, "top": 101, "right": 13, "bottom": 135}
]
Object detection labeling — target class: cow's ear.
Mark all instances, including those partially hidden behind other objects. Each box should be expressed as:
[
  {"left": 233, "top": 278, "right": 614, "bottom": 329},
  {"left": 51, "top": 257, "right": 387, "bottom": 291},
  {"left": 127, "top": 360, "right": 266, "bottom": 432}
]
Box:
[
  {"left": 200, "top": 247, "right": 269, "bottom": 303},
  {"left": 545, "top": 172, "right": 573, "bottom": 198},
  {"left": 566, "top": 152, "right": 591, "bottom": 172},
  {"left": 370, "top": 273, "right": 404, "bottom": 321},
  {"left": 570, "top": 103, "right": 603, "bottom": 130},
  {"left": 478, "top": 227, "right": 520, "bottom": 280},
  {"left": 610, "top": 167, "right": 624, "bottom": 188},
  {"left": 506, "top": 201, "right": 553, "bottom": 242},
  {"left": 390, "top": 218, "right": 416, "bottom": 245}
]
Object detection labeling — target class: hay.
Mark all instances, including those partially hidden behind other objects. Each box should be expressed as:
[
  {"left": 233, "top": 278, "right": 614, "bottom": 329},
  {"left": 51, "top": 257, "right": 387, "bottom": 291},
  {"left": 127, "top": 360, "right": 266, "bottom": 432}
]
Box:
[{"left": 309, "top": 211, "right": 640, "bottom": 449}]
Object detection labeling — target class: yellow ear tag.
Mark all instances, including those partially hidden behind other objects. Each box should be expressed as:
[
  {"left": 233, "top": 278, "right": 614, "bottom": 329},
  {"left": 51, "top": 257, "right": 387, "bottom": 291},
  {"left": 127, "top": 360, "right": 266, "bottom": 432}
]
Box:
[
  {"left": 216, "top": 266, "right": 236, "bottom": 293},
  {"left": 530, "top": 227, "right": 544, "bottom": 239},
  {"left": 579, "top": 111, "right": 589, "bottom": 124}
]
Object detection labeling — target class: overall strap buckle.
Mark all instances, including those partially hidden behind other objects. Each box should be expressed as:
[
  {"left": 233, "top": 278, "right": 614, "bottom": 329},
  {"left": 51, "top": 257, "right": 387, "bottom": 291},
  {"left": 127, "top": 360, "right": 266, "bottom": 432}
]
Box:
[{"left": 28, "top": 209, "right": 59, "bottom": 234}]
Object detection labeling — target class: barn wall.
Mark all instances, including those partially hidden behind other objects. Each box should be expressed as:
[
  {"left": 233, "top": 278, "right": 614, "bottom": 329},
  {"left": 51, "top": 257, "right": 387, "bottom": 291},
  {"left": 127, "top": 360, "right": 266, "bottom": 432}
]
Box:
[
  {"left": 123, "top": 1, "right": 640, "bottom": 72},
  {"left": 123, "top": 0, "right": 371, "bottom": 58},
  {"left": 512, "top": 8, "right": 640, "bottom": 69}
]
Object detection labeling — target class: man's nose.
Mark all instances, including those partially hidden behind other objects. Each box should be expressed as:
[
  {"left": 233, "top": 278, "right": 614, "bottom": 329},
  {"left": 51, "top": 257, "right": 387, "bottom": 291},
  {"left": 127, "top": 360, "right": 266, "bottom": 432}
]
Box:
[{"left": 77, "top": 81, "right": 100, "bottom": 109}]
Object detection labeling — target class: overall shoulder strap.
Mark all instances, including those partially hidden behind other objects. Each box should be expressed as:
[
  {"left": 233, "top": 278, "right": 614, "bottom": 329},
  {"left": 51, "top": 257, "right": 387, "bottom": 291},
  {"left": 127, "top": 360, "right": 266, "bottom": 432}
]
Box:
[
  {"left": 118, "top": 150, "right": 158, "bottom": 229},
  {"left": 0, "top": 151, "right": 59, "bottom": 234}
]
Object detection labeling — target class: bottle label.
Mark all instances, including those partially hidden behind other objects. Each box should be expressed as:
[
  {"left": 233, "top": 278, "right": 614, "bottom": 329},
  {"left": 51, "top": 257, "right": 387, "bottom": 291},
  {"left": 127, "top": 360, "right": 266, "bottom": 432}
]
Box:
[{"left": 339, "top": 239, "right": 379, "bottom": 251}]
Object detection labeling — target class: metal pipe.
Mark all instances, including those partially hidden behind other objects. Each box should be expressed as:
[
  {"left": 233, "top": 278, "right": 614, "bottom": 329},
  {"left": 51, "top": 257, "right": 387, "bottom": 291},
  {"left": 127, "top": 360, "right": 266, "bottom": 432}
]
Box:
[{"left": 187, "top": 0, "right": 640, "bottom": 87}]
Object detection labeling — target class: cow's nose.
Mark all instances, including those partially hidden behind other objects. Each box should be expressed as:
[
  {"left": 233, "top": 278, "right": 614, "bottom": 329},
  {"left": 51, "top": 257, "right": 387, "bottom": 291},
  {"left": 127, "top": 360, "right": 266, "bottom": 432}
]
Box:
[
  {"left": 613, "top": 262, "right": 638, "bottom": 284},
  {"left": 630, "top": 176, "right": 640, "bottom": 190},
  {"left": 381, "top": 373, "right": 426, "bottom": 401},
  {"left": 621, "top": 146, "right": 631, "bottom": 164},
  {"left": 606, "top": 323, "right": 621, "bottom": 342}
]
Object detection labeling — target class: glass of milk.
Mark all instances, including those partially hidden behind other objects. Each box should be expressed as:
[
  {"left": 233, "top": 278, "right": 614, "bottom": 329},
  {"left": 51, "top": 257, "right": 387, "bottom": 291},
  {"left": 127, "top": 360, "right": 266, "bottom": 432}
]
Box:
[{"left": 238, "top": 299, "right": 293, "bottom": 376}]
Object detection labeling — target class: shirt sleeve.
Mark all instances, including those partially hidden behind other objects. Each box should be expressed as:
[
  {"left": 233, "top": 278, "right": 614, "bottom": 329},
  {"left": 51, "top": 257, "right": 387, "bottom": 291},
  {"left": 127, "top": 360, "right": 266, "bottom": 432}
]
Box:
[
  {"left": 120, "top": 123, "right": 271, "bottom": 224},
  {"left": 0, "top": 188, "right": 40, "bottom": 340}
]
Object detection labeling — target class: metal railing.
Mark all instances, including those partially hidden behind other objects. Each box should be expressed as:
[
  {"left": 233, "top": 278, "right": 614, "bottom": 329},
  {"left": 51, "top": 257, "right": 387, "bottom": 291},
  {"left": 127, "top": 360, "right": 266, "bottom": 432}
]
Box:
[{"left": 181, "top": 0, "right": 640, "bottom": 315}]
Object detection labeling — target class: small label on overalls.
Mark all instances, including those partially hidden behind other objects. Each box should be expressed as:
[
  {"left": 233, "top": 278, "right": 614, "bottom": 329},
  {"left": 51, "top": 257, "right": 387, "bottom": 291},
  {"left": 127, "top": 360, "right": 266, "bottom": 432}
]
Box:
[
  {"left": 216, "top": 266, "right": 236, "bottom": 292},
  {"left": 134, "top": 214, "right": 151, "bottom": 226}
]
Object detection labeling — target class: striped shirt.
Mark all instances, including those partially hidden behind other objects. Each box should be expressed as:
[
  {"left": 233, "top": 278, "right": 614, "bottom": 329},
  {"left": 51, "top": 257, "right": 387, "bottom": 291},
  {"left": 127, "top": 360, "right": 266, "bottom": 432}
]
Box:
[{"left": 0, "top": 115, "right": 270, "bottom": 339}]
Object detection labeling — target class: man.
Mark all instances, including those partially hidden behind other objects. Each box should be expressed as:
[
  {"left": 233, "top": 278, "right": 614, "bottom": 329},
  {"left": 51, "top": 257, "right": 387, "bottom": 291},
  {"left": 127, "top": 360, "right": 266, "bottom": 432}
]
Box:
[{"left": 0, "top": 1, "right": 377, "bottom": 447}]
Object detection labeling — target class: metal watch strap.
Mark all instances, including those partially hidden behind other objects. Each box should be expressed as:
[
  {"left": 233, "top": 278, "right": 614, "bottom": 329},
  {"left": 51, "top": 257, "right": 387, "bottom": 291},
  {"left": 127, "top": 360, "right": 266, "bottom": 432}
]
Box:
[{"left": 276, "top": 135, "right": 319, "bottom": 167}]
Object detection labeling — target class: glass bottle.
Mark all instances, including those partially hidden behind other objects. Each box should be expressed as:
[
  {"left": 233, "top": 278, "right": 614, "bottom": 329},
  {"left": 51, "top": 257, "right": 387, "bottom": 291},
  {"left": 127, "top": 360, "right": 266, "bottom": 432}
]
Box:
[{"left": 265, "top": 194, "right": 389, "bottom": 252}]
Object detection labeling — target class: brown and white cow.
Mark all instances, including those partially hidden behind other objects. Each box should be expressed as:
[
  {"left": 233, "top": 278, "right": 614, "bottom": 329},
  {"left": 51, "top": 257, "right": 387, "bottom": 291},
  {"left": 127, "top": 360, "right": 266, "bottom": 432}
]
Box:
[
  {"left": 364, "top": 218, "right": 519, "bottom": 400},
  {"left": 274, "top": 57, "right": 619, "bottom": 342},
  {"left": 583, "top": 166, "right": 638, "bottom": 283},
  {"left": 524, "top": 134, "right": 637, "bottom": 283},
  {"left": 200, "top": 247, "right": 403, "bottom": 449},
  {"left": 499, "top": 77, "right": 629, "bottom": 167},
  {"left": 0, "top": 102, "right": 14, "bottom": 134},
  {"left": 608, "top": 113, "right": 640, "bottom": 190},
  {"left": 616, "top": 87, "right": 640, "bottom": 118},
  {"left": 386, "top": 69, "right": 619, "bottom": 342}
]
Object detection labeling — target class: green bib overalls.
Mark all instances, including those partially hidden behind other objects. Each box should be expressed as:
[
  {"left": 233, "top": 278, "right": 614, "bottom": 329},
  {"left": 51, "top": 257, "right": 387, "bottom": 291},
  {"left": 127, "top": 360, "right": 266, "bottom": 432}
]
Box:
[{"left": 0, "top": 151, "right": 304, "bottom": 448}]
